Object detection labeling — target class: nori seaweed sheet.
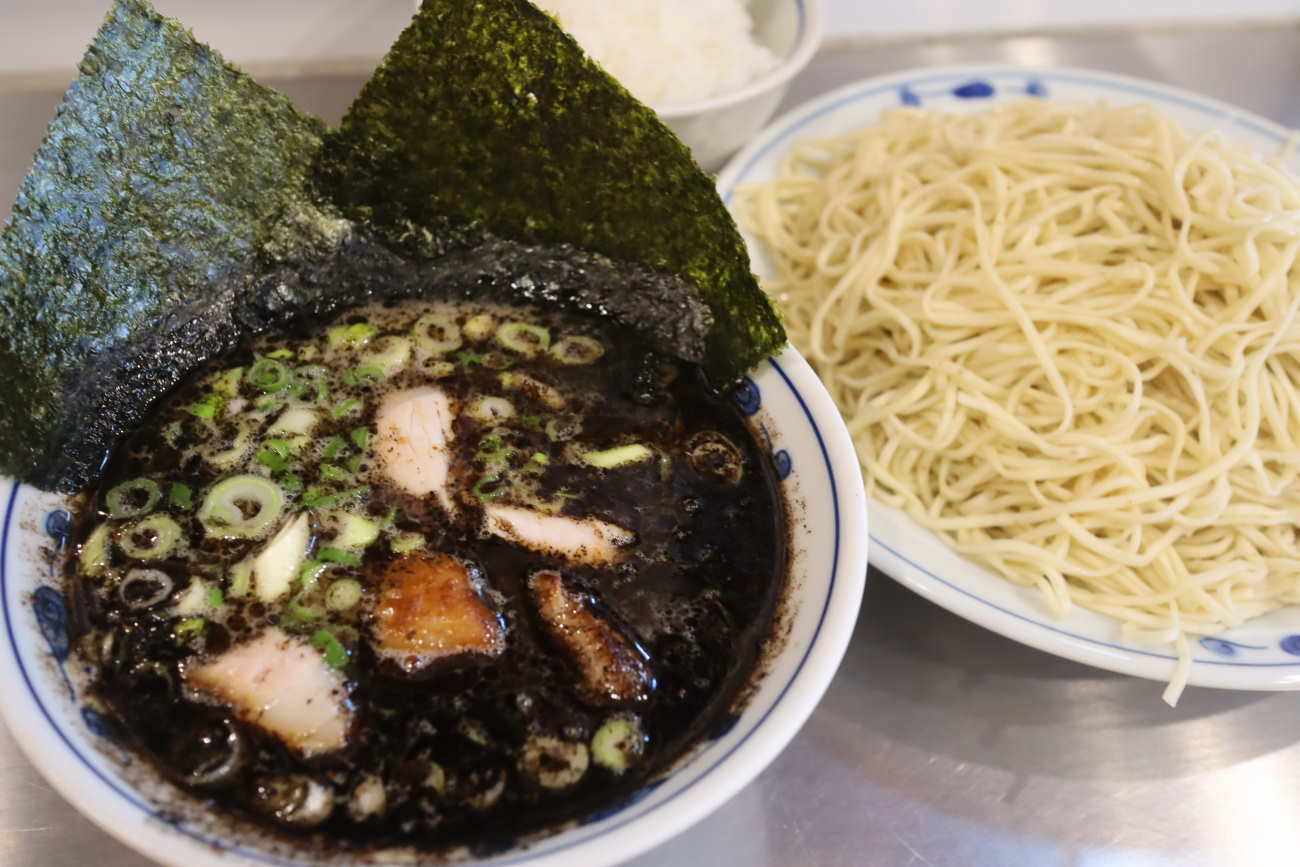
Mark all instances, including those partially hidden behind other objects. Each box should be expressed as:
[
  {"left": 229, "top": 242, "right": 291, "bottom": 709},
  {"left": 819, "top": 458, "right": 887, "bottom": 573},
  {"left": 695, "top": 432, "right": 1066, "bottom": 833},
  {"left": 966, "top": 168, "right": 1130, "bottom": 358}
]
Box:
[
  {"left": 315, "top": 0, "right": 784, "bottom": 382},
  {"left": 0, "top": 0, "right": 338, "bottom": 489},
  {"left": 0, "top": 0, "right": 775, "bottom": 491}
]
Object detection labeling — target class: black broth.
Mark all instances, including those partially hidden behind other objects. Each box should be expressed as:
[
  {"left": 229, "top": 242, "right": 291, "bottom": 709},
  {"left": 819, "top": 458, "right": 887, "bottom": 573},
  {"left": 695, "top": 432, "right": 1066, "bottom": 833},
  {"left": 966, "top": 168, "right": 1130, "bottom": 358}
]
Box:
[{"left": 63, "top": 300, "right": 787, "bottom": 856}]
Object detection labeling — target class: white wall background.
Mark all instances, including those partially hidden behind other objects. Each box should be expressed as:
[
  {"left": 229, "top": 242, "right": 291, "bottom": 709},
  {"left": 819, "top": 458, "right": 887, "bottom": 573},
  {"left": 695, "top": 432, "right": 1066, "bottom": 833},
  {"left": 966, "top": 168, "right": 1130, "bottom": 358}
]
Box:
[{"left": 2, "top": 0, "right": 1299, "bottom": 75}]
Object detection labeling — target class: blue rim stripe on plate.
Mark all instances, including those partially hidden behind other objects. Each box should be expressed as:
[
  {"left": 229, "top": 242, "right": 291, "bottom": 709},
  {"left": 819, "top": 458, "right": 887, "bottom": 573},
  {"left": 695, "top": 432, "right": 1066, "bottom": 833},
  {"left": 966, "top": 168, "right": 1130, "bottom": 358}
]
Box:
[
  {"left": 871, "top": 534, "right": 1300, "bottom": 669},
  {"left": 721, "top": 66, "right": 1300, "bottom": 675},
  {"left": 1, "top": 353, "right": 844, "bottom": 864}
]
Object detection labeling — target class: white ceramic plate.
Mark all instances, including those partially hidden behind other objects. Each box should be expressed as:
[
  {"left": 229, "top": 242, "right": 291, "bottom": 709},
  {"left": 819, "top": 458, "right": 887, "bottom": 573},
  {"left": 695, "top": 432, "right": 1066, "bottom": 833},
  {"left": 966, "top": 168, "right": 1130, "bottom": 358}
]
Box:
[
  {"left": 0, "top": 345, "right": 869, "bottom": 867},
  {"left": 717, "top": 65, "right": 1300, "bottom": 690}
]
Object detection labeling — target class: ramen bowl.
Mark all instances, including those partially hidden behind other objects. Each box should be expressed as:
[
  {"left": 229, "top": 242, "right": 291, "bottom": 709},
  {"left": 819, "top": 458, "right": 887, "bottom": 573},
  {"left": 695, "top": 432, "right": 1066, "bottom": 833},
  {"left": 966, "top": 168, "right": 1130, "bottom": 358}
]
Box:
[{"left": 0, "top": 342, "right": 867, "bottom": 867}]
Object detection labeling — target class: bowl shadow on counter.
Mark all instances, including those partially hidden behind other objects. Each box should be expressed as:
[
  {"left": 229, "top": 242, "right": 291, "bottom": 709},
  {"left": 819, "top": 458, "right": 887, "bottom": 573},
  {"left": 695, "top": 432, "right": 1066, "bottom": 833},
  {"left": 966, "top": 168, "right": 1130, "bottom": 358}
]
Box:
[{"left": 817, "top": 569, "right": 1300, "bottom": 782}]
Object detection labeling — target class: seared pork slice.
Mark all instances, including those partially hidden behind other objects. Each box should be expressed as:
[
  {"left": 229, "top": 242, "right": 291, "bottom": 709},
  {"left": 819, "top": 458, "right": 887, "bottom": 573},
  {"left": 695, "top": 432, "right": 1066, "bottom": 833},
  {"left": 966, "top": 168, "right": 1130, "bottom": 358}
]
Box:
[
  {"left": 484, "top": 504, "right": 633, "bottom": 567},
  {"left": 528, "top": 570, "right": 652, "bottom": 704},
  {"left": 372, "top": 553, "right": 505, "bottom": 673},
  {"left": 184, "top": 627, "right": 352, "bottom": 756},
  {"left": 374, "top": 387, "right": 457, "bottom": 513}
]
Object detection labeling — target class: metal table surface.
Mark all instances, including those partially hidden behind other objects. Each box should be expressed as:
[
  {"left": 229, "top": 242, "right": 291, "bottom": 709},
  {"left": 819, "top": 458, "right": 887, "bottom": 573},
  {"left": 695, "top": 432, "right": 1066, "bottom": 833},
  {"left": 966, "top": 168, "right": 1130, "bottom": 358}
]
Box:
[{"left": 4, "top": 22, "right": 1300, "bottom": 867}]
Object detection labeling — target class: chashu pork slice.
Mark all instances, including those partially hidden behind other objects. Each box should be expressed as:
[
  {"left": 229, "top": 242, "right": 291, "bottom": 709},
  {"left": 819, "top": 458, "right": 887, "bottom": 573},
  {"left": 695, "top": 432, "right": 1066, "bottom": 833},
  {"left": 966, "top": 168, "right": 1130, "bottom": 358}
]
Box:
[
  {"left": 184, "top": 627, "right": 352, "bottom": 757},
  {"left": 528, "top": 569, "right": 652, "bottom": 705},
  {"left": 484, "top": 504, "right": 633, "bottom": 567},
  {"left": 374, "top": 387, "right": 457, "bottom": 513},
  {"left": 371, "top": 553, "right": 506, "bottom": 673}
]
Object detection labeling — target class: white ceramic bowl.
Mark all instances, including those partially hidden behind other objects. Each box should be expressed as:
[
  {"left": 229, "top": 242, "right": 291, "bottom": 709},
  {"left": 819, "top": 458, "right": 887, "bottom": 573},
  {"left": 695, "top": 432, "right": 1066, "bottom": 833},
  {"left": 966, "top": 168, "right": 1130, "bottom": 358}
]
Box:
[
  {"left": 657, "top": 0, "right": 824, "bottom": 170},
  {"left": 0, "top": 344, "right": 867, "bottom": 867}
]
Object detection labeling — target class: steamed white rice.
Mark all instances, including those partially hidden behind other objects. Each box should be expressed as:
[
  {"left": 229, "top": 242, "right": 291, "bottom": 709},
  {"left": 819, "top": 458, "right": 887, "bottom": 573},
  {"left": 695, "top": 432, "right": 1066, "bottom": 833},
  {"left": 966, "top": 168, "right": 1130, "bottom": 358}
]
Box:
[{"left": 535, "top": 0, "right": 780, "bottom": 107}]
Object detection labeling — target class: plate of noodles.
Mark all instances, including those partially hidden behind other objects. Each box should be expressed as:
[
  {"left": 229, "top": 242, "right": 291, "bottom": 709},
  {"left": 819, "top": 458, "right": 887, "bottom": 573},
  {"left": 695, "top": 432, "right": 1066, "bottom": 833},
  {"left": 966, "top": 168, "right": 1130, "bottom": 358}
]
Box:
[{"left": 718, "top": 65, "right": 1300, "bottom": 702}]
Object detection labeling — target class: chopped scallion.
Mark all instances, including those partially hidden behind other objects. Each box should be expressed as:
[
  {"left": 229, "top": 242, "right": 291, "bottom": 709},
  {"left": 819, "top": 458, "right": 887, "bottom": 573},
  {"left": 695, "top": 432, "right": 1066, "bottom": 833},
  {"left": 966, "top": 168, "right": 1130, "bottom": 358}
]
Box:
[
  {"left": 332, "top": 398, "right": 360, "bottom": 419},
  {"left": 344, "top": 364, "right": 385, "bottom": 387},
  {"left": 246, "top": 358, "right": 290, "bottom": 393},
  {"left": 169, "top": 482, "right": 193, "bottom": 509},
  {"left": 318, "top": 547, "right": 362, "bottom": 566},
  {"left": 310, "top": 629, "right": 350, "bottom": 669},
  {"left": 106, "top": 478, "right": 162, "bottom": 519},
  {"left": 188, "top": 392, "right": 224, "bottom": 420},
  {"left": 325, "top": 579, "right": 363, "bottom": 611}
]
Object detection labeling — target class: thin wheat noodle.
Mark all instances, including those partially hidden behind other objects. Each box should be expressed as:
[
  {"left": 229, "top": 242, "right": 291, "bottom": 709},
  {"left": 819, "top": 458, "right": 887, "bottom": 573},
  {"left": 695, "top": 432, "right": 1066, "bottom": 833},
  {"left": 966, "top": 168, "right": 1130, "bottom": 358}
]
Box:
[{"left": 736, "top": 101, "right": 1300, "bottom": 704}]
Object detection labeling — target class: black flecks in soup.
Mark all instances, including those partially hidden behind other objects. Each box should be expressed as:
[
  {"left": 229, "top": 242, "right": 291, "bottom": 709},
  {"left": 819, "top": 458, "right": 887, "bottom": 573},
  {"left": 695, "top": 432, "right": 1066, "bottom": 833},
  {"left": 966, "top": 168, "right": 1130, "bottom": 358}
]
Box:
[{"left": 63, "top": 299, "right": 787, "bottom": 856}]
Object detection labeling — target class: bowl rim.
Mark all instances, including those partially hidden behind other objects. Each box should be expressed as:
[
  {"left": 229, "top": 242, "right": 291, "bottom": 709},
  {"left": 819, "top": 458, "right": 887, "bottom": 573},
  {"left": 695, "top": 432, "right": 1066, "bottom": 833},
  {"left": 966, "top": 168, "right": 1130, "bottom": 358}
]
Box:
[
  {"left": 655, "top": 0, "right": 825, "bottom": 118},
  {"left": 0, "top": 342, "right": 868, "bottom": 867}
]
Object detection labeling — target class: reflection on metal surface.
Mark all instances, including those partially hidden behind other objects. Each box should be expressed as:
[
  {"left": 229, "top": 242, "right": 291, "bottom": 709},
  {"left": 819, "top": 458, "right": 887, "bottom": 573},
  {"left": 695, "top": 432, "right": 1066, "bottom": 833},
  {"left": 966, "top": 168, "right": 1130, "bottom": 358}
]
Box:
[{"left": 5, "top": 21, "right": 1300, "bottom": 867}]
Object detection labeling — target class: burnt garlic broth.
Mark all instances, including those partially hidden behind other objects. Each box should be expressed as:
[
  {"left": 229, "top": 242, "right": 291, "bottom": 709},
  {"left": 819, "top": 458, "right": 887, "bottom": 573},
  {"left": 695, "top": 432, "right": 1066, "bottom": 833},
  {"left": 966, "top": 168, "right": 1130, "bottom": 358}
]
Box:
[{"left": 62, "top": 298, "right": 788, "bottom": 854}]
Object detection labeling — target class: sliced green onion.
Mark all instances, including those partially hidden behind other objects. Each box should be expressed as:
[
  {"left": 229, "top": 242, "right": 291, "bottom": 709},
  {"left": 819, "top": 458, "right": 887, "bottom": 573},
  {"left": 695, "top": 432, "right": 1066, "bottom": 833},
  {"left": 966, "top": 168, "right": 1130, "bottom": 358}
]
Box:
[
  {"left": 472, "top": 474, "right": 506, "bottom": 501},
  {"left": 582, "top": 444, "right": 655, "bottom": 469},
  {"left": 302, "top": 485, "right": 370, "bottom": 510},
  {"left": 519, "top": 414, "right": 543, "bottom": 430},
  {"left": 188, "top": 392, "right": 224, "bottom": 421},
  {"left": 344, "top": 364, "right": 385, "bottom": 387},
  {"left": 169, "top": 482, "right": 193, "bottom": 509},
  {"left": 322, "top": 436, "right": 348, "bottom": 460},
  {"left": 120, "top": 569, "right": 174, "bottom": 609},
  {"left": 80, "top": 523, "right": 112, "bottom": 577},
  {"left": 467, "top": 396, "right": 514, "bottom": 422},
  {"left": 391, "top": 532, "right": 425, "bottom": 555},
  {"left": 325, "top": 579, "right": 363, "bottom": 611},
  {"left": 320, "top": 464, "right": 349, "bottom": 483},
  {"left": 298, "top": 559, "right": 328, "bottom": 590},
  {"left": 310, "top": 629, "right": 350, "bottom": 668},
  {"left": 164, "top": 420, "right": 182, "bottom": 448},
  {"left": 255, "top": 439, "right": 293, "bottom": 473},
  {"left": 210, "top": 367, "right": 245, "bottom": 396},
  {"left": 174, "top": 617, "right": 207, "bottom": 638},
  {"left": 361, "top": 335, "right": 413, "bottom": 372},
  {"left": 228, "top": 559, "right": 253, "bottom": 598},
  {"left": 288, "top": 597, "right": 324, "bottom": 622},
  {"left": 457, "top": 351, "right": 484, "bottom": 367},
  {"left": 479, "top": 434, "right": 504, "bottom": 456},
  {"left": 332, "top": 399, "right": 360, "bottom": 419},
  {"left": 207, "top": 587, "right": 225, "bottom": 608},
  {"left": 549, "top": 335, "right": 605, "bottom": 365},
  {"left": 346, "top": 454, "right": 364, "bottom": 474},
  {"left": 332, "top": 512, "right": 380, "bottom": 548},
  {"left": 411, "top": 312, "right": 463, "bottom": 355},
  {"left": 495, "top": 322, "right": 551, "bottom": 356},
  {"left": 462, "top": 313, "right": 496, "bottom": 343},
  {"left": 591, "top": 715, "right": 646, "bottom": 773},
  {"left": 282, "top": 474, "right": 303, "bottom": 494},
  {"left": 119, "top": 514, "right": 182, "bottom": 560},
  {"left": 106, "top": 478, "right": 162, "bottom": 519},
  {"left": 521, "top": 736, "right": 588, "bottom": 788},
  {"left": 328, "top": 322, "right": 379, "bottom": 348},
  {"left": 530, "top": 452, "right": 550, "bottom": 465},
  {"left": 254, "top": 397, "right": 284, "bottom": 414},
  {"left": 318, "top": 547, "right": 362, "bottom": 566},
  {"left": 349, "top": 427, "right": 371, "bottom": 450},
  {"left": 204, "top": 421, "right": 254, "bottom": 470},
  {"left": 246, "top": 358, "right": 290, "bottom": 394},
  {"left": 267, "top": 348, "right": 294, "bottom": 360},
  {"left": 198, "top": 475, "right": 285, "bottom": 540},
  {"left": 424, "top": 359, "right": 455, "bottom": 379},
  {"left": 545, "top": 416, "right": 582, "bottom": 442}
]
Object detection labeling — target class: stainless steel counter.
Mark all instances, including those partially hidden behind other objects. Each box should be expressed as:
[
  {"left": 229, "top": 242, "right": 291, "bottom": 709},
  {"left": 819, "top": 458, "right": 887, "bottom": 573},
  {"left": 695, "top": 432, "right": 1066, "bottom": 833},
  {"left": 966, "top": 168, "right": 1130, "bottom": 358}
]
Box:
[{"left": 5, "top": 22, "right": 1300, "bottom": 867}]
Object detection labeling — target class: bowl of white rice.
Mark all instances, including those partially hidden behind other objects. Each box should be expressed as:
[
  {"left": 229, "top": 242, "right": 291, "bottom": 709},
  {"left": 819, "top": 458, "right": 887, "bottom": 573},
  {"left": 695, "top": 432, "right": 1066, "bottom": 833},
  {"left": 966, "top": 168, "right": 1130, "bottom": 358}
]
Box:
[{"left": 534, "top": 0, "right": 824, "bottom": 169}]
